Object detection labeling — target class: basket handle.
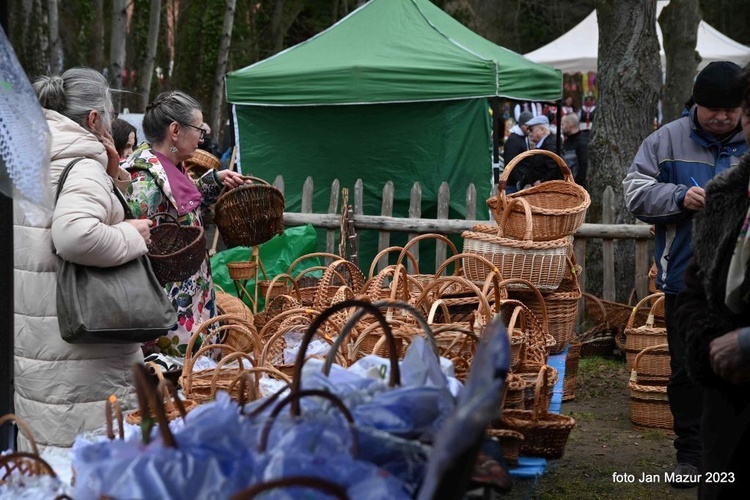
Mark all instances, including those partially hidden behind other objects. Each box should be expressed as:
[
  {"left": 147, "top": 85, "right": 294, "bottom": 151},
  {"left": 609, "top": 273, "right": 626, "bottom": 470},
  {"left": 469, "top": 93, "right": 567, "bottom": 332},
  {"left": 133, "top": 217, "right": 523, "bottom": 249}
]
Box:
[
  {"left": 498, "top": 277, "right": 548, "bottom": 330},
  {"left": 258, "top": 389, "right": 358, "bottom": 457},
  {"left": 437, "top": 252, "right": 506, "bottom": 308},
  {"left": 104, "top": 395, "right": 124, "bottom": 440},
  {"left": 398, "top": 233, "right": 460, "bottom": 276},
  {"left": 427, "top": 299, "right": 452, "bottom": 324},
  {"left": 157, "top": 378, "right": 189, "bottom": 420},
  {"left": 230, "top": 476, "right": 348, "bottom": 500},
  {"left": 497, "top": 148, "right": 574, "bottom": 191},
  {"left": 208, "top": 350, "right": 256, "bottom": 399},
  {"left": 631, "top": 343, "right": 670, "bottom": 380},
  {"left": 625, "top": 292, "right": 664, "bottom": 329},
  {"left": 262, "top": 272, "right": 300, "bottom": 304},
  {"left": 149, "top": 211, "right": 180, "bottom": 226},
  {"left": 183, "top": 314, "right": 259, "bottom": 366},
  {"left": 646, "top": 293, "right": 666, "bottom": 328},
  {"left": 0, "top": 452, "right": 57, "bottom": 480},
  {"left": 226, "top": 367, "right": 292, "bottom": 408},
  {"left": 286, "top": 251, "right": 342, "bottom": 276},
  {"left": 414, "top": 275, "right": 494, "bottom": 327},
  {"left": 498, "top": 197, "right": 534, "bottom": 240},
  {"left": 368, "top": 246, "right": 419, "bottom": 278},
  {"left": 217, "top": 175, "right": 269, "bottom": 197},
  {"left": 531, "top": 365, "right": 551, "bottom": 422},
  {"left": 0, "top": 414, "right": 39, "bottom": 457},
  {"left": 132, "top": 363, "right": 177, "bottom": 448}
]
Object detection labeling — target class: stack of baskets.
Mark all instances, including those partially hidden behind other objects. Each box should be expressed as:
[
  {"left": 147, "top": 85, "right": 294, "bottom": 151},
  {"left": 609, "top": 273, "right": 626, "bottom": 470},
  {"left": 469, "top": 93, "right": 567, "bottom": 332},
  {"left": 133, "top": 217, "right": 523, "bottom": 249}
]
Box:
[
  {"left": 463, "top": 149, "right": 589, "bottom": 355},
  {"left": 629, "top": 344, "right": 673, "bottom": 431}
]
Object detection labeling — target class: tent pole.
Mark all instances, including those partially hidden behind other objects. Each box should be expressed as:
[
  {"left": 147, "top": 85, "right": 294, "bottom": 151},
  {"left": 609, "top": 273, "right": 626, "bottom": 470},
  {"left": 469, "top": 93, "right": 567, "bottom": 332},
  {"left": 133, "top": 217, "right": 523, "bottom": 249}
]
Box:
[
  {"left": 556, "top": 99, "right": 562, "bottom": 156},
  {"left": 0, "top": 12, "right": 15, "bottom": 452},
  {"left": 491, "top": 97, "right": 501, "bottom": 185}
]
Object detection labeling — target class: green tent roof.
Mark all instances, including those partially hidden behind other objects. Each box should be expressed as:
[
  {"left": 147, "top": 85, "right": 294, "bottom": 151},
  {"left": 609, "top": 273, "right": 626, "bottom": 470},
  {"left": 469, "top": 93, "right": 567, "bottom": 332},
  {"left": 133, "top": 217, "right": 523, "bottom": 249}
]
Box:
[{"left": 226, "top": 0, "right": 562, "bottom": 105}]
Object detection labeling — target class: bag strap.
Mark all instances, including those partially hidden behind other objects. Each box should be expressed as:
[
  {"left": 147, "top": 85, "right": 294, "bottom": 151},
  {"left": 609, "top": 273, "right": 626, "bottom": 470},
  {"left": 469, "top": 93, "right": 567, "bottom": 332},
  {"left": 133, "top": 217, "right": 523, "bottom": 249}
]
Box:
[{"left": 55, "top": 157, "right": 134, "bottom": 219}]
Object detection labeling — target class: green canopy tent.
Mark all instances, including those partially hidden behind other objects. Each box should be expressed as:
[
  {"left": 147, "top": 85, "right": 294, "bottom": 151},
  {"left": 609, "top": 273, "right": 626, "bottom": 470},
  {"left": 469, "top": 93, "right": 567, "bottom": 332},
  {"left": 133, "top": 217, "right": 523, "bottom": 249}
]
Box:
[{"left": 225, "top": 0, "right": 561, "bottom": 271}]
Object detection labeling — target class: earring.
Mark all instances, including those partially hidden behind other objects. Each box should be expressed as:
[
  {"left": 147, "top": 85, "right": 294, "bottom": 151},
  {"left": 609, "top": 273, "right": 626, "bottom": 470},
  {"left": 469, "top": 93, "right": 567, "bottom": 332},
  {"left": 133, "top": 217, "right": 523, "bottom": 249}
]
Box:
[{"left": 170, "top": 146, "right": 178, "bottom": 153}]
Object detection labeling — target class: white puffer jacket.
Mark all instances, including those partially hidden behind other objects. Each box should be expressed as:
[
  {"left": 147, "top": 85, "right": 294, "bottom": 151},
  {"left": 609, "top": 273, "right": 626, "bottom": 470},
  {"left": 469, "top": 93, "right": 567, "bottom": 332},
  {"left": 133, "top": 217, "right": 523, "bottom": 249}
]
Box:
[{"left": 13, "top": 110, "right": 146, "bottom": 449}]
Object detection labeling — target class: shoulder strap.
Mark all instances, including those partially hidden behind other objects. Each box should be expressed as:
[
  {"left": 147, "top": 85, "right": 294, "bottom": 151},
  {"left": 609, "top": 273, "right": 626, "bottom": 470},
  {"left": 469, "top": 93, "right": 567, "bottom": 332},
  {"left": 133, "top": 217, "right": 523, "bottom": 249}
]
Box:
[{"left": 55, "top": 158, "right": 85, "bottom": 204}]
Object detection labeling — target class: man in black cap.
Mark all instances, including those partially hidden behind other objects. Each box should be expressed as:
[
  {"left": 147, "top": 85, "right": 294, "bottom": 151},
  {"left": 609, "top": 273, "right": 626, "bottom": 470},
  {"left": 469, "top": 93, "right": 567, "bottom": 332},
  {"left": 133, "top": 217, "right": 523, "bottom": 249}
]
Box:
[{"left": 623, "top": 61, "right": 748, "bottom": 488}]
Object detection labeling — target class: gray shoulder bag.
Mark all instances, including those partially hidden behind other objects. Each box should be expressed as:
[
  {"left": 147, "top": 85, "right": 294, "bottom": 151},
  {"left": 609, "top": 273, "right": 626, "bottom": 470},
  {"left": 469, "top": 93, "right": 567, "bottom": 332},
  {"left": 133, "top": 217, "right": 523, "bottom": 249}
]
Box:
[{"left": 55, "top": 158, "right": 177, "bottom": 344}]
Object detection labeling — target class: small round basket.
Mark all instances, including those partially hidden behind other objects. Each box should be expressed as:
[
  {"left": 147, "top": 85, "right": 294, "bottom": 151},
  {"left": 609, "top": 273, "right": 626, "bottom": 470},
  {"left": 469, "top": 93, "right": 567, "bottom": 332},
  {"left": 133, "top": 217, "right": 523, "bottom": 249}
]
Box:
[
  {"left": 184, "top": 149, "right": 221, "bottom": 179},
  {"left": 147, "top": 212, "right": 206, "bottom": 284},
  {"left": 214, "top": 176, "right": 284, "bottom": 247}
]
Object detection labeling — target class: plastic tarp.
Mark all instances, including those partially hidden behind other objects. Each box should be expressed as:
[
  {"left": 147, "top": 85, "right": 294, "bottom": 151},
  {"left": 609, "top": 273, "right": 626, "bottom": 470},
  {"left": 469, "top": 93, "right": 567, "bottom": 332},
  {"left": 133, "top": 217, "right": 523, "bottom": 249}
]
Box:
[
  {"left": 233, "top": 98, "right": 491, "bottom": 271},
  {"left": 524, "top": 0, "right": 750, "bottom": 73},
  {"left": 226, "top": 0, "right": 562, "bottom": 105}
]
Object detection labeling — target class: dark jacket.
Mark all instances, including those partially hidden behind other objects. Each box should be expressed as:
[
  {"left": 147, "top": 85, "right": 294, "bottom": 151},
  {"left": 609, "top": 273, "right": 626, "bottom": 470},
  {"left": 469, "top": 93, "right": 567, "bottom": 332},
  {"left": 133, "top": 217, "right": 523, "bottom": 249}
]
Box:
[
  {"left": 676, "top": 154, "right": 750, "bottom": 393},
  {"left": 522, "top": 134, "right": 563, "bottom": 186},
  {"left": 562, "top": 130, "right": 589, "bottom": 188},
  {"left": 503, "top": 130, "right": 529, "bottom": 188}
]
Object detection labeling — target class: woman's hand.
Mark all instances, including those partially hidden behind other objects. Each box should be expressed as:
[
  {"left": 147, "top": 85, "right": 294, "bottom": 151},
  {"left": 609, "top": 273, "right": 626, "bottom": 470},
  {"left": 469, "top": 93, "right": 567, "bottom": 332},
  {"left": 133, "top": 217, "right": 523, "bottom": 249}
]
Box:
[
  {"left": 96, "top": 130, "right": 121, "bottom": 178},
  {"left": 709, "top": 329, "right": 750, "bottom": 385},
  {"left": 217, "top": 170, "right": 252, "bottom": 189},
  {"left": 125, "top": 219, "right": 154, "bottom": 245}
]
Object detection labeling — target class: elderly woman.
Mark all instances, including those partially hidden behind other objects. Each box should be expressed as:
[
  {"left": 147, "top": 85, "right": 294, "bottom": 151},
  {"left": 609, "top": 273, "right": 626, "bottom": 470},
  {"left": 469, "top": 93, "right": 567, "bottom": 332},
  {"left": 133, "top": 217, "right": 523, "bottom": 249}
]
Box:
[
  {"left": 13, "top": 67, "right": 152, "bottom": 449},
  {"left": 123, "top": 91, "right": 247, "bottom": 354}
]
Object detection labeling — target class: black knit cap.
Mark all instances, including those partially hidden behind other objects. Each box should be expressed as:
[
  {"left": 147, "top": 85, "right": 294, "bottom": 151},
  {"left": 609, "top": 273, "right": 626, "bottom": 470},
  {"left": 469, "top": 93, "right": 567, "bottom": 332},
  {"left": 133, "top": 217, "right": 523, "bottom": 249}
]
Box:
[{"left": 692, "top": 61, "right": 743, "bottom": 108}]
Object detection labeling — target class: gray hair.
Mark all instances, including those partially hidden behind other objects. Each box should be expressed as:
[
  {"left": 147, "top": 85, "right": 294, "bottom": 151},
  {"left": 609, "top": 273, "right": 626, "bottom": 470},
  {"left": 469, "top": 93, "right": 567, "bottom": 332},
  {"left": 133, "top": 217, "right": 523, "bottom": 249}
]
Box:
[
  {"left": 142, "top": 91, "right": 202, "bottom": 144},
  {"left": 33, "top": 67, "right": 114, "bottom": 132},
  {"left": 562, "top": 113, "right": 580, "bottom": 127}
]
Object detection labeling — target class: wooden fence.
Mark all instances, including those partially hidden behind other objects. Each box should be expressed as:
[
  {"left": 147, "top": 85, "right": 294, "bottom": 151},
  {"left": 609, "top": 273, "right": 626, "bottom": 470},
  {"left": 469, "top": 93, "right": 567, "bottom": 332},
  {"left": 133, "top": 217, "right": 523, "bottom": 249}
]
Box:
[{"left": 272, "top": 176, "right": 652, "bottom": 301}]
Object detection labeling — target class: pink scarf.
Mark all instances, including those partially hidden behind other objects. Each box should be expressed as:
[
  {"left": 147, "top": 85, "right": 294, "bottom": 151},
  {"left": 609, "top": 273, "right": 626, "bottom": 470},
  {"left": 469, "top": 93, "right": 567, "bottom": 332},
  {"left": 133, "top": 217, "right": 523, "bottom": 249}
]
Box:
[{"left": 153, "top": 151, "right": 202, "bottom": 216}]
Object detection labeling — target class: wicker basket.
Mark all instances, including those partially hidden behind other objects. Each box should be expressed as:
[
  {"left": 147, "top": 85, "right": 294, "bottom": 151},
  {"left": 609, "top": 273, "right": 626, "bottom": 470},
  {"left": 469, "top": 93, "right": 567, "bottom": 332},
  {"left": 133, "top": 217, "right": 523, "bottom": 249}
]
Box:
[
  {"left": 0, "top": 414, "right": 52, "bottom": 484},
  {"left": 126, "top": 363, "right": 198, "bottom": 425},
  {"left": 489, "top": 149, "right": 590, "bottom": 241},
  {"left": 183, "top": 149, "right": 221, "bottom": 179},
  {"left": 622, "top": 293, "right": 667, "bottom": 370},
  {"left": 214, "top": 176, "right": 284, "bottom": 247},
  {"left": 487, "top": 428, "right": 525, "bottom": 466},
  {"left": 500, "top": 366, "right": 576, "bottom": 459},
  {"left": 462, "top": 199, "right": 570, "bottom": 291},
  {"left": 503, "top": 372, "right": 529, "bottom": 410},
  {"left": 630, "top": 344, "right": 673, "bottom": 431},
  {"left": 215, "top": 290, "right": 258, "bottom": 355},
  {"left": 576, "top": 292, "right": 616, "bottom": 357},
  {"left": 147, "top": 212, "right": 206, "bottom": 284}
]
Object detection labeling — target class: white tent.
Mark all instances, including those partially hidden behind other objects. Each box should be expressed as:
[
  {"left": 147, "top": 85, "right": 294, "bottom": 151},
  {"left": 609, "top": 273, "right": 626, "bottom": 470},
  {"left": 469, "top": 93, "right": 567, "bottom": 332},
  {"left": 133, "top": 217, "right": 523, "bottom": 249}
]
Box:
[{"left": 525, "top": 1, "right": 750, "bottom": 74}]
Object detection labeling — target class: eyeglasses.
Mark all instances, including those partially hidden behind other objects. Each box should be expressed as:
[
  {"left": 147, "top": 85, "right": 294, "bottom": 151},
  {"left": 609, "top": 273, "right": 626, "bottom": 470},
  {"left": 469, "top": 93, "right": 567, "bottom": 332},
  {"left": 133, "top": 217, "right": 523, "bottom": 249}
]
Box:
[{"left": 181, "top": 122, "right": 207, "bottom": 140}]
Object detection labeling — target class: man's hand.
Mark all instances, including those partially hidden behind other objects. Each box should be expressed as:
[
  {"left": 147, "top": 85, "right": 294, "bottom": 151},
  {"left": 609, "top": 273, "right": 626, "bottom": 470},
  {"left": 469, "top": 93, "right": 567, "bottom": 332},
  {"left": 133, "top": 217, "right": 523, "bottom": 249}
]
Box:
[
  {"left": 683, "top": 186, "right": 705, "bottom": 211},
  {"left": 709, "top": 330, "right": 750, "bottom": 385}
]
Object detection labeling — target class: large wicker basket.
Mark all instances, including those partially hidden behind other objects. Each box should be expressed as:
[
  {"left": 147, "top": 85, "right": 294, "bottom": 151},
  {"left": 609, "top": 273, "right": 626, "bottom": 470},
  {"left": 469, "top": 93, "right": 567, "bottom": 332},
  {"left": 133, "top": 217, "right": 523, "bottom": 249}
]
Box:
[
  {"left": 489, "top": 149, "right": 590, "bottom": 241},
  {"left": 214, "top": 176, "right": 284, "bottom": 247},
  {"left": 147, "top": 212, "right": 206, "bottom": 284},
  {"left": 500, "top": 366, "right": 576, "bottom": 459},
  {"left": 629, "top": 344, "right": 673, "bottom": 431},
  {"left": 622, "top": 293, "right": 667, "bottom": 370},
  {"left": 462, "top": 198, "right": 570, "bottom": 291}
]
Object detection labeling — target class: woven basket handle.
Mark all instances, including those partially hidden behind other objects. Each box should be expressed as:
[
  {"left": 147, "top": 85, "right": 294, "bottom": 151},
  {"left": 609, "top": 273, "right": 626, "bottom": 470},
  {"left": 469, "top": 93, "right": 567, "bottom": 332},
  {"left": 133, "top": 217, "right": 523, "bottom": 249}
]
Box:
[
  {"left": 258, "top": 389, "right": 358, "bottom": 457},
  {"left": 498, "top": 197, "right": 533, "bottom": 240},
  {"left": 579, "top": 292, "right": 609, "bottom": 339},
  {"left": 368, "top": 246, "right": 418, "bottom": 278},
  {"left": 631, "top": 343, "right": 670, "bottom": 379},
  {"left": 208, "top": 351, "right": 256, "bottom": 399},
  {"left": 437, "top": 252, "right": 506, "bottom": 311},
  {"left": 313, "top": 259, "right": 365, "bottom": 308},
  {"left": 183, "top": 314, "right": 258, "bottom": 366},
  {"left": 499, "top": 277, "right": 549, "bottom": 330},
  {"left": 262, "top": 272, "right": 301, "bottom": 304},
  {"left": 398, "top": 233, "right": 460, "bottom": 276},
  {"left": 531, "top": 365, "right": 551, "bottom": 422},
  {"left": 426, "top": 299, "right": 452, "bottom": 324},
  {"left": 0, "top": 452, "right": 57, "bottom": 480},
  {"left": 414, "top": 275, "right": 493, "bottom": 327},
  {"left": 625, "top": 292, "right": 664, "bottom": 329},
  {"left": 230, "top": 476, "right": 348, "bottom": 500},
  {"left": 217, "top": 175, "right": 269, "bottom": 197},
  {"left": 149, "top": 211, "right": 180, "bottom": 226},
  {"left": 498, "top": 148, "right": 574, "bottom": 191},
  {"left": 227, "top": 367, "right": 292, "bottom": 408},
  {"left": 286, "top": 251, "right": 342, "bottom": 276},
  {"left": 646, "top": 294, "right": 666, "bottom": 328},
  {"left": 0, "top": 414, "right": 39, "bottom": 456}
]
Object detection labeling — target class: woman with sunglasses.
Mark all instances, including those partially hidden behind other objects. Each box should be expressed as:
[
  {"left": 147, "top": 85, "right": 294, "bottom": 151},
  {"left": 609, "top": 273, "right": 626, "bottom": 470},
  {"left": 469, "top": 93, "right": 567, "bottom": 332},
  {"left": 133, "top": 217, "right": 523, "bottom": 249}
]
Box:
[{"left": 123, "top": 90, "right": 248, "bottom": 354}]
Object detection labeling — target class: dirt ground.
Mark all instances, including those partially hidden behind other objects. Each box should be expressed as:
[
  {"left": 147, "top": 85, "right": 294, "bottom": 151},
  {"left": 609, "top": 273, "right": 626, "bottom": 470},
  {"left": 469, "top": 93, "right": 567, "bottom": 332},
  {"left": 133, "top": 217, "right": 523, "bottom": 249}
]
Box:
[{"left": 494, "top": 354, "right": 699, "bottom": 500}]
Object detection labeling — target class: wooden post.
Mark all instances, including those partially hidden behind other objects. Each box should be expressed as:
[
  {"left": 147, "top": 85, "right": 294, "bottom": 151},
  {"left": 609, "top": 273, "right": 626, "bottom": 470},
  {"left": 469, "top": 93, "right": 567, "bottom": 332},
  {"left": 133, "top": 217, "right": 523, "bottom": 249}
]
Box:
[
  {"left": 273, "top": 175, "right": 285, "bottom": 196},
  {"left": 301, "top": 176, "right": 314, "bottom": 214},
  {"left": 326, "top": 179, "right": 340, "bottom": 255},
  {"left": 465, "top": 183, "right": 476, "bottom": 221},
  {"left": 354, "top": 179, "right": 363, "bottom": 261},
  {"left": 377, "top": 181, "right": 394, "bottom": 273},
  {"left": 407, "top": 182, "right": 422, "bottom": 274},
  {"left": 635, "top": 239, "right": 650, "bottom": 301},
  {"left": 574, "top": 238, "right": 587, "bottom": 293},
  {"left": 436, "top": 182, "right": 450, "bottom": 267},
  {"left": 602, "top": 186, "right": 615, "bottom": 301}
]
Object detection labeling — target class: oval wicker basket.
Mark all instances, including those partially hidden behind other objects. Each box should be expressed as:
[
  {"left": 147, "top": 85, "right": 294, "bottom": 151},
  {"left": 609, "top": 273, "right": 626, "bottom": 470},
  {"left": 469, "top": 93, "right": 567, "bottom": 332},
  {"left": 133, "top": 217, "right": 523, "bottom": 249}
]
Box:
[
  {"left": 147, "top": 212, "right": 206, "bottom": 284},
  {"left": 214, "top": 176, "right": 284, "bottom": 247},
  {"left": 622, "top": 293, "right": 667, "bottom": 370},
  {"left": 489, "top": 148, "right": 590, "bottom": 241},
  {"left": 629, "top": 344, "right": 673, "bottom": 431},
  {"left": 462, "top": 198, "right": 570, "bottom": 291},
  {"left": 183, "top": 149, "right": 221, "bottom": 179}
]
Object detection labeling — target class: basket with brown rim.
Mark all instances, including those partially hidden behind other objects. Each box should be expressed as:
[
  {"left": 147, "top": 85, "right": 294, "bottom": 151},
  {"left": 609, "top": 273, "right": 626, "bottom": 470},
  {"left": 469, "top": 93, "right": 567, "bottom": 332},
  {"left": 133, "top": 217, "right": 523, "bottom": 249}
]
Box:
[
  {"left": 630, "top": 344, "right": 673, "bottom": 432},
  {"left": 215, "top": 288, "right": 257, "bottom": 354},
  {"left": 499, "top": 365, "right": 576, "bottom": 459},
  {"left": 126, "top": 362, "right": 198, "bottom": 425},
  {"left": 147, "top": 212, "right": 206, "bottom": 285},
  {"left": 489, "top": 149, "right": 590, "bottom": 241},
  {"left": 213, "top": 176, "right": 284, "bottom": 248},
  {"left": 0, "top": 414, "right": 58, "bottom": 485},
  {"left": 620, "top": 292, "right": 667, "bottom": 370},
  {"left": 462, "top": 197, "right": 571, "bottom": 292},
  {"left": 576, "top": 292, "right": 616, "bottom": 358}
]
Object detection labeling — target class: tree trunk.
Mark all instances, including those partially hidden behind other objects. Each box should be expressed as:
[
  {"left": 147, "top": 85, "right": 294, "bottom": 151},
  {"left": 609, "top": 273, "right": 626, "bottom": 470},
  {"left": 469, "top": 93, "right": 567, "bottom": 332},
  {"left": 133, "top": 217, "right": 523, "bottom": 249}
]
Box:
[
  {"left": 209, "top": 0, "right": 237, "bottom": 136},
  {"left": 109, "top": 0, "right": 128, "bottom": 110},
  {"left": 587, "top": 0, "right": 661, "bottom": 301},
  {"left": 47, "top": 0, "right": 62, "bottom": 73},
  {"left": 270, "top": 0, "right": 284, "bottom": 55},
  {"left": 138, "top": 0, "right": 162, "bottom": 112},
  {"left": 92, "top": 0, "right": 105, "bottom": 71},
  {"left": 659, "top": 0, "right": 700, "bottom": 123}
]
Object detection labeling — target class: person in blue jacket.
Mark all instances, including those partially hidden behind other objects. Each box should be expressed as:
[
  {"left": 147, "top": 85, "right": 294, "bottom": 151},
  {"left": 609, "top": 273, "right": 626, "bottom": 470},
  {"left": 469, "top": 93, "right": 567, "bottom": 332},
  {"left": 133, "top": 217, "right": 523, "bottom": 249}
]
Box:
[{"left": 623, "top": 61, "right": 747, "bottom": 488}]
